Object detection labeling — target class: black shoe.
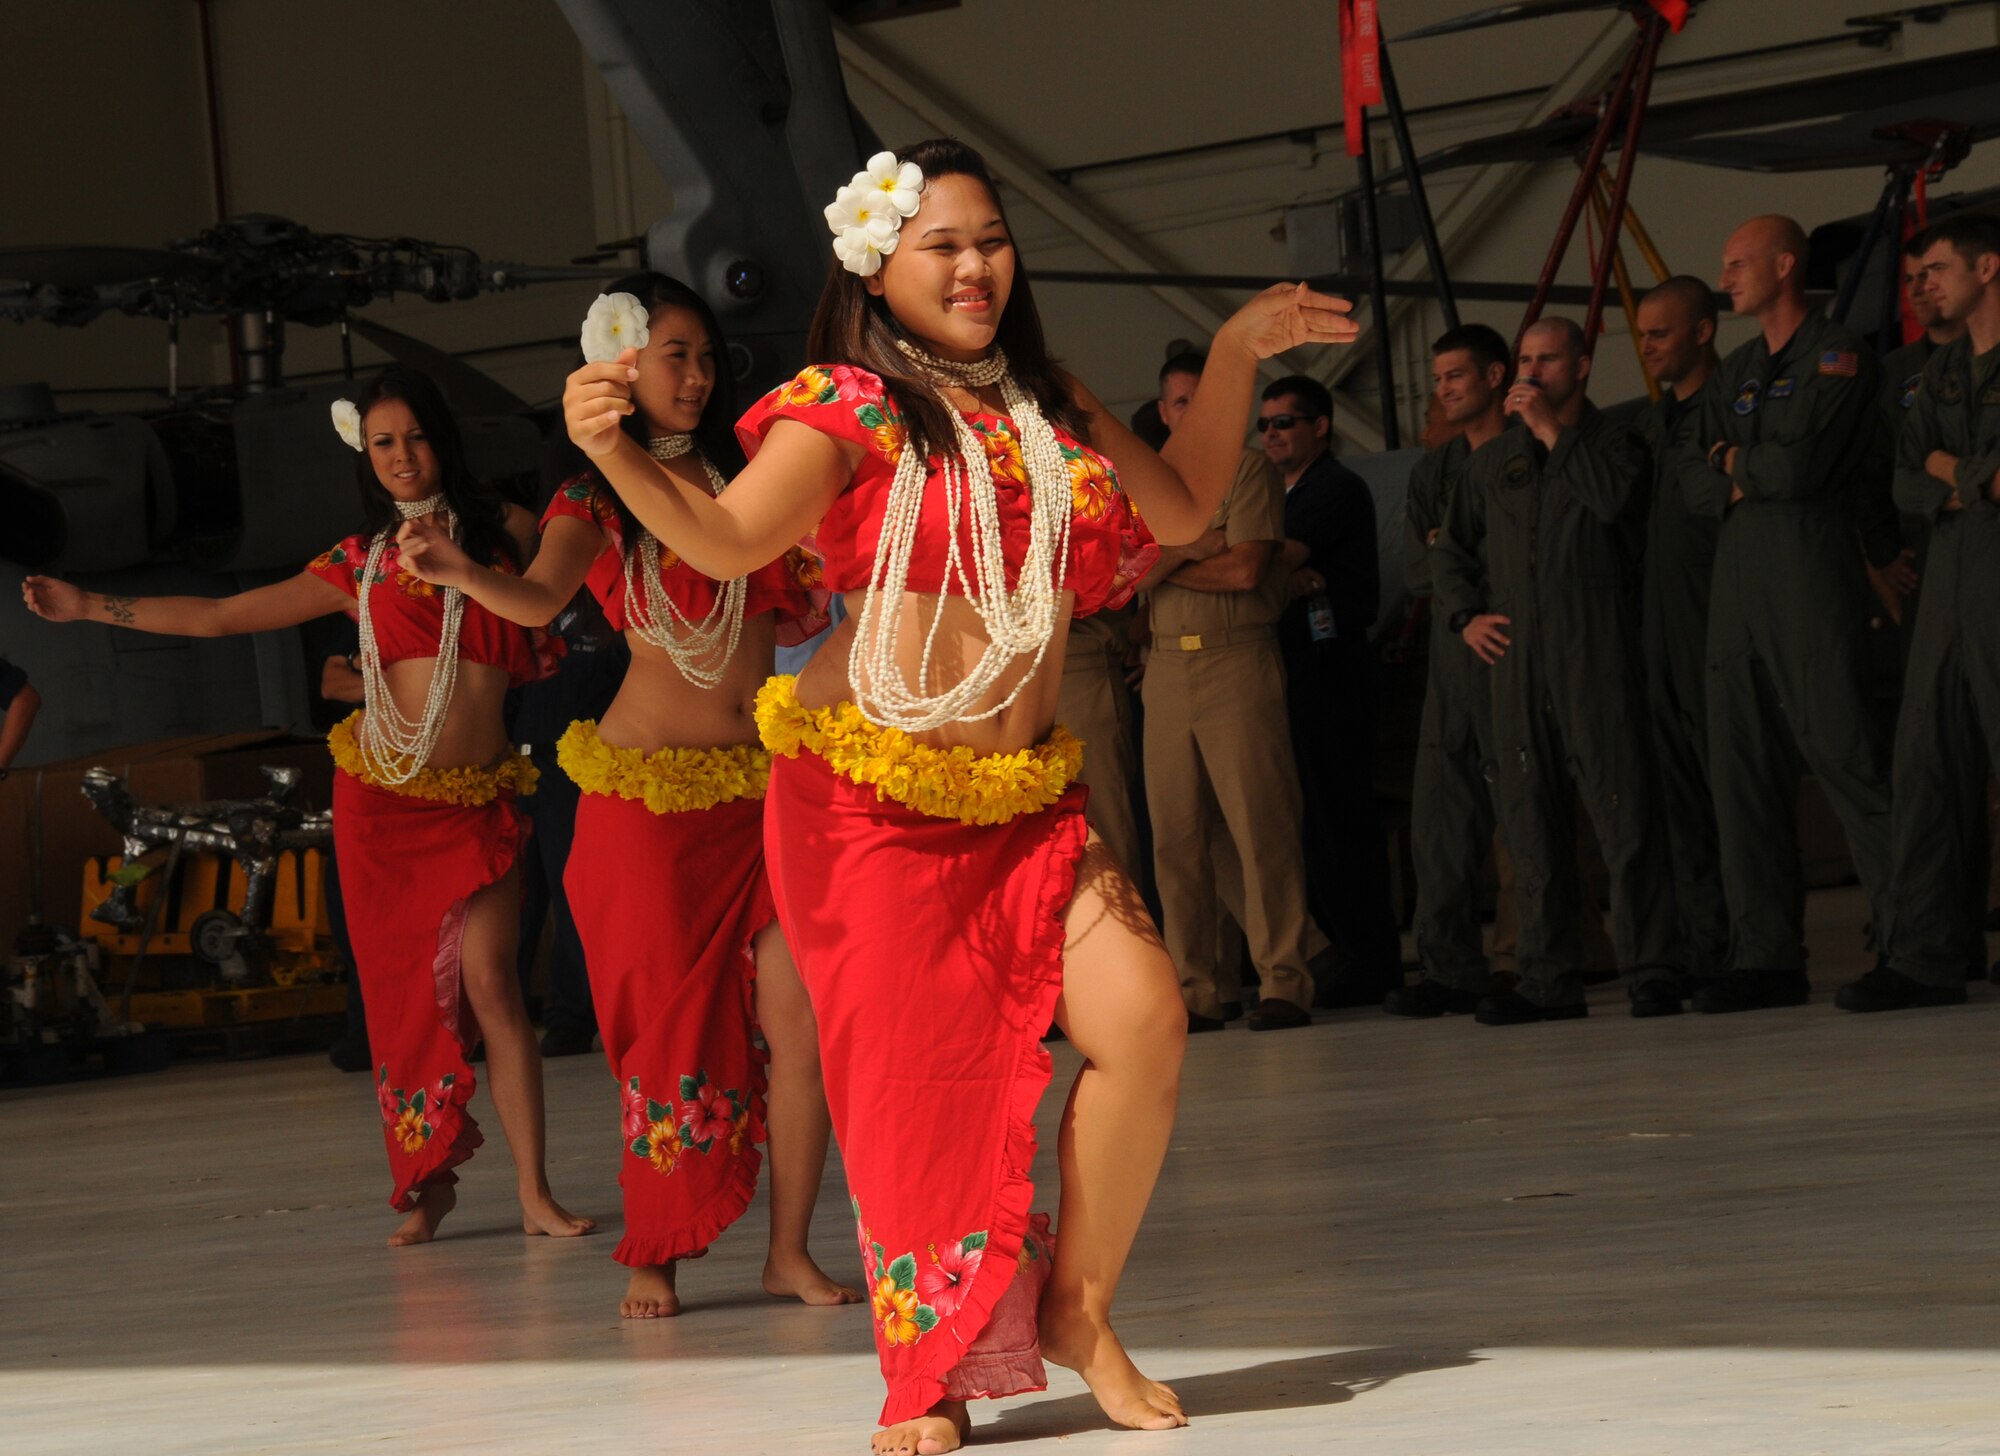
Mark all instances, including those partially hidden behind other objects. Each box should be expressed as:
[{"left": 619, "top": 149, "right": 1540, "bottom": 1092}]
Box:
[
  {"left": 1474, "top": 991, "right": 1588, "bottom": 1026},
  {"left": 1692, "top": 970, "right": 1810, "bottom": 1014},
  {"left": 1383, "top": 979, "right": 1482, "bottom": 1018},
  {"left": 327, "top": 1030, "right": 372, "bottom": 1073},
  {"left": 1247, "top": 998, "right": 1312, "bottom": 1031},
  {"left": 539, "top": 1023, "right": 597, "bottom": 1057},
  {"left": 1628, "top": 980, "right": 1684, "bottom": 1018},
  {"left": 1834, "top": 966, "right": 1967, "bottom": 1013},
  {"left": 1219, "top": 1000, "right": 1245, "bottom": 1022},
  {"left": 1581, "top": 968, "right": 1620, "bottom": 986},
  {"left": 1188, "top": 1011, "right": 1226, "bottom": 1034}
]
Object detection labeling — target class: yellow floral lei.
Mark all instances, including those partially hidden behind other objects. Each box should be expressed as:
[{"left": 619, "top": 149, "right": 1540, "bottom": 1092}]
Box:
[
  {"left": 555, "top": 720, "right": 770, "bottom": 814},
  {"left": 327, "top": 712, "right": 538, "bottom": 805},
  {"left": 754, "top": 675, "right": 1082, "bottom": 826}
]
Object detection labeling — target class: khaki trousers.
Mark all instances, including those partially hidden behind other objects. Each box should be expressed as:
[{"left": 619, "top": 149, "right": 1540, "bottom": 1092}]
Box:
[
  {"left": 1057, "top": 636, "right": 1144, "bottom": 885},
  {"left": 1142, "top": 635, "right": 1315, "bottom": 1014}
]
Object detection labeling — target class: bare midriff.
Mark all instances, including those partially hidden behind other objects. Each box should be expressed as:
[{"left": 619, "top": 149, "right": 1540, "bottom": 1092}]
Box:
[
  {"left": 794, "top": 589, "right": 1076, "bottom": 755},
  {"left": 595, "top": 613, "right": 779, "bottom": 753},
  {"left": 375, "top": 658, "right": 517, "bottom": 769}
]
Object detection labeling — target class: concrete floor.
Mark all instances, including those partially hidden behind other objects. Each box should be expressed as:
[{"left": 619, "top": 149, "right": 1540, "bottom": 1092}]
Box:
[{"left": 4, "top": 885, "right": 1998, "bottom": 1455}]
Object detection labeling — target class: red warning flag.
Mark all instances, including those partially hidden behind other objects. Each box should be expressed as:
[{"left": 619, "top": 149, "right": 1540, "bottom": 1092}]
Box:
[{"left": 1340, "top": 0, "right": 1383, "bottom": 157}]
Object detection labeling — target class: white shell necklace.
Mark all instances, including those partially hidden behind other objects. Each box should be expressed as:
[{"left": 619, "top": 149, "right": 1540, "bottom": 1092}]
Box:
[
  {"left": 620, "top": 435, "right": 747, "bottom": 689},
  {"left": 847, "top": 340, "right": 1072, "bottom": 732},
  {"left": 356, "top": 491, "right": 462, "bottom": 783}
]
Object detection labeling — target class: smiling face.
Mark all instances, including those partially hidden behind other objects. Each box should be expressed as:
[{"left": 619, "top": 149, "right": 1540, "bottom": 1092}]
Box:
[
  {"left": 630, "top": 303, "right": 716, "bottom": 437},
  {"left": 1431, "top": 347, "right": 1502, "bottom": 426},
  {"left": 1902, "top": 254, "right": 1942, "bottom": 330},
  {"left": 1256, "top": 393, "right": 1328, "bottom": 472},
  {"left": 1635, "top": 294, "right": 1710, "bottom": 391},
  {"left": 362, "top": 397, "right": 440, "bottom": 501},
  {"left": 866, "top": 172, "right": 1015, "bottom": 362}
]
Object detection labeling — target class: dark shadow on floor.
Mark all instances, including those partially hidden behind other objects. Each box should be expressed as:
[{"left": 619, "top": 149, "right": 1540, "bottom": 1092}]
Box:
[{"left": 984, "top": 1346, "right": 1482, "bottom": 1443}]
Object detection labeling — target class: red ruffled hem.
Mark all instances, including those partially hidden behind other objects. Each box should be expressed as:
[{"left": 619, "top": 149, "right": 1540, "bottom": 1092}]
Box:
[{"left": 877, "top": 791, "right": 1086, "bottom": 1426}]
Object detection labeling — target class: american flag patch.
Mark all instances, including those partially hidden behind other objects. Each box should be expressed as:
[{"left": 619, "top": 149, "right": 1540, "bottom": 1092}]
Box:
[{"left": 1818, "top": 350, "right": 1858, "bottom": 377}]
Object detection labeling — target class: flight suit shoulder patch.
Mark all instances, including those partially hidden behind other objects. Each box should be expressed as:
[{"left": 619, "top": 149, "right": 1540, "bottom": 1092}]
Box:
[
  {"left": 1501, "top": 453, "right": 1532, "bottom": 486},
  {"left": 1767, "top": 378, "right": 1796, "bottom": 400},
  {"left": 1981, "top": 378, "right": 2000, "bottom": 407},
  {"left": 1900, "top": 373, "right": 1923, "bottom": 410},
  {"left": 1817, "top": 349, "right": 1859, "bottom": 378},
  {"left": 1732, "top": 379, "right": 1762, "bottom": 415}
]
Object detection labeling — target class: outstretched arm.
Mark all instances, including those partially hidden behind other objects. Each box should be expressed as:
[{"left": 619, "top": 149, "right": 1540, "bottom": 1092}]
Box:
[
  {"left": 1075, "top": 283, "right": 1356, "bottom": 544},
  {"left": 565, "top": 353, "right": 852, "bottom": 579},
  {"left": 0, "top": 683, "right": 41, "bottom": 772},
  {"left": 398, "top": 514, "right": 605, "bottom": 628},
  {"left": 22, "top": 571, "right": 351, "bottom": 637}
]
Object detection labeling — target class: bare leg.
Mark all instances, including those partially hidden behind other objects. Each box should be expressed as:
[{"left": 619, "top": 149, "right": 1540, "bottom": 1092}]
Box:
[
  {"left": 752, "top": 921, "right": 861, "bottom": 1307},
  {"left": 621, "top": 1261, "right": 680, "bottom": 1318},
  {"left": 458, "top": 865, "right": 594, "bottom": 1238},
  {"left": 1039, "top": 834, "right": 1189, "bottom": 1430}
]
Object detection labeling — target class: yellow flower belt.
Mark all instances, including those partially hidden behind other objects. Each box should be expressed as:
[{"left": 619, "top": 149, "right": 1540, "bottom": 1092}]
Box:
[
  {"left": 556, "top": 720, "right": 770, "bottom": 814},
  {"left": 754, "top": 675, "right": 1083, "bottom": 827},
  {"left": 328, "top": 711, "right": 538, "bottom": 805}
]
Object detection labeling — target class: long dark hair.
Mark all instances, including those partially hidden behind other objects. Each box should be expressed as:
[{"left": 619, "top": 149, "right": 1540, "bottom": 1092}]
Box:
[
  {"left": 552, "top": 271, "right": 745, "bottom": 548},
  {"left": 351, "top": 366, "right": 521, "bottom": 571},
  {"left": 805, "top": 137, "right": 1084, "bottom": 458}
]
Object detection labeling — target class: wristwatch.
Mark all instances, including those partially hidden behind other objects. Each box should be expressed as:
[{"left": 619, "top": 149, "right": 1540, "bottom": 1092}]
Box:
[
  {"left": 345, "top": 652, "right": 359, "bottom": 673},
  {"left": 1448, "top": 608, "right": 1480, "bottom": 635},
  {"left": 1707, "top": 440, "right": 1731, "bottom": 473}
]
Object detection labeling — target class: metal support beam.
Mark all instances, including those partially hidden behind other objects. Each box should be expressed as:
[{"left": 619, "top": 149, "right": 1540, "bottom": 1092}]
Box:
[{"left": 1319, "top": 18, "right": 1636, "bottom": 423}]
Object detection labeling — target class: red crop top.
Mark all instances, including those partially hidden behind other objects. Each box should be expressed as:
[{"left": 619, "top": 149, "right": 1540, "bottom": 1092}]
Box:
[
  {"left": 305, "top": 534, "right": 553, "bottom": 686},
  {"left": 541, "top": 473, "right": 829, "bottom": 647},
  {"left": 735, "top": 364, "right": 1158, "bottom": 618}
]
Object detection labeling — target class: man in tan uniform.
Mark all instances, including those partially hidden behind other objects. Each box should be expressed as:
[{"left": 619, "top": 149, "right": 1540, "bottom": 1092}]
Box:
[
  {"left": 1143, "top": 352, "right": 1317, "bottom": 1032},
  {"left": 1057, "top": 601, "right": 1145, "bottom": 886}
]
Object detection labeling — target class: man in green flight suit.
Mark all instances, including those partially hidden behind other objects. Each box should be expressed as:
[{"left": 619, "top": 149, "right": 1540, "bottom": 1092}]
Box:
[
  {"left": 1682, "top": 215, "right": 1895, "bottom": 1013},
  {"left": 1839, "top": 215, "right": 2000, "bottom": 1011},
  {"left": 1386, "top": 323, "right": 1512, "bottom": 1017},
  {"left": 1631, "top": 276, "right": 1727, "bottom": 987},
  {"left": 1435, "top": 317, "right": 1683, "bottom": 1024}
]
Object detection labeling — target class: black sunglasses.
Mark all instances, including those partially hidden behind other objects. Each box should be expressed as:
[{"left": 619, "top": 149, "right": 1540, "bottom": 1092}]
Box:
[{"left": 1255, "top": 412, "right": 1323, "bottom": 433}]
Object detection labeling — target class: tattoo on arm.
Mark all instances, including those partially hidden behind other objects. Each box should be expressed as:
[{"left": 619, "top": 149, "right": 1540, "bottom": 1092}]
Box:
[{"left": 100, "top": 594, "right": 137, "bottom": 625}]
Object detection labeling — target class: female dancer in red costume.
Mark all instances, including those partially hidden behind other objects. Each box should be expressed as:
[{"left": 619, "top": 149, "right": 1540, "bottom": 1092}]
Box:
[
  {"left": 22, "top": 367, "right": 594, "bottom": 1250},
  {"left": 562, "top": 140, "right": 1354, "bottom": 1454},
  {"left": 397, "top": 273, "right": 859, "bottom": 1319}
]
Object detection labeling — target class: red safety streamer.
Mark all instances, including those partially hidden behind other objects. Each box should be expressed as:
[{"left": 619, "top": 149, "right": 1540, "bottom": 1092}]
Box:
[
  {"left": 1643, "top": 0, "right": 1690, "bottom": 31},
  {"left": 1341, "top": 0, "right": 1382, "bottom": 157}
]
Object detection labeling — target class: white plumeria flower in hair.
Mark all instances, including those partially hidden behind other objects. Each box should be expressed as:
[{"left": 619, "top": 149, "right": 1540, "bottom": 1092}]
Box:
[
  {"left": 331, "top": 398, "right": 363, "bottom": 453},
  {"left": 826, "top": 153, "right": 923, "bottom": 276},
  {"left": 859, "top": 151, "right": 923, "bottom": 218},
  {"left": 580, "top": 291, "right": 651, "bottom": 364}
]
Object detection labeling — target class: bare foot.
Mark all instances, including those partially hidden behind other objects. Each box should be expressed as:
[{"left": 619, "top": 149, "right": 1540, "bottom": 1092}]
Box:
[
  {"left": 871, "top": 1400, "right": 968, "bottom": 1455},
  {"left": 387, "top": 1184, "right": 457, "bottom": 1247},
  {"left": 763, "top": 1249, "right": 863, "bottom": 1307},
  {"left": 1040, "top": 1304, "right": 1187, "bottom": 1431},
  {"left": 620, "top": 1263, "right": 680, "bottom": 1319},
  {"left": 520, "top": 1190, "right": 596, "bottom": 1238}
]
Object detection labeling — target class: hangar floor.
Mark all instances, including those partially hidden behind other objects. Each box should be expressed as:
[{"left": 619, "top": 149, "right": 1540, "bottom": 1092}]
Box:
[{"left": 4, "top": 886, "right": 1996, "bottom": 1455}]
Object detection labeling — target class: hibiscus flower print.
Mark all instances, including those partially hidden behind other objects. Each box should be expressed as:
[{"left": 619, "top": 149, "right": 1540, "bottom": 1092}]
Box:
[
  {"left": 775, "top": 365, "right": 840, "bottom": 409},
  {"left": 874, "top": 1276, "right": 924, "bottom": 1346},
  {"left": 680, "top": 1075, "right": 737, "bottom": 1149},
  {"left": 1064, "top": 444, "right": 1117, "bottom": 521},
  {"left": 625, "top": 1080, "right": 687, "bottom": 1174},
  {"left": 309, "top": 544, "right": 352, "bottom": 582},
  {"left": 918, "top": 1233, "right": 987, "bottom": 1318},
  {"left": 786, "top": 547, "right": 824, "bottom": 589},
  {"left": 641, "top": 1119, "right": 683, "bottom": 1175},
  {"left": 854, "top": 401, "right": 906, "bottom": 462},
  {"left": 620, "top": 1077, "right": 649, "bottom": 1141},
  {"left": 976, "top": 421, "right": 1028, "bottom": 489},
  {"left": 392, "top": 1105, "right": 430, "bottom": 1154}
]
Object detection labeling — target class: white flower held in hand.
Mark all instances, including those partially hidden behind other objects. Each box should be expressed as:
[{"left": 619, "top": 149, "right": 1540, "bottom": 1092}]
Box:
[
  {"left": 331, "top": 398, "right": 363, "bottom": 453},
  {"left": 580, "top": 291, "right": 651, "bottom": 364}
]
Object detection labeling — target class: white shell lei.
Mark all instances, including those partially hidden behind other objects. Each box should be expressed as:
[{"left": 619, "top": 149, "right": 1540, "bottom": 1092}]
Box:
[
  {"left": 847, "top": 342, "right": 1072, "bottom": 732},
  {"left": 355, "top": 492, "right": 463, "bottom": 783},
  {"left": 621, "top": 435, "right": 747, "bottom": 689}
]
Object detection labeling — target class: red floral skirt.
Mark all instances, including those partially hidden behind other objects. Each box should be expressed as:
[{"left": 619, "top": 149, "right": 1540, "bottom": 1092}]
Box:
[
  {"left": 334, "top": 770, "right": 528, "bottom": 1212},
  {"left": 763, "top": 746, "right": 1085, "bottom": 1424},
  {"left": 565, "top": 788, "right": 771, "bottom": 1267}
]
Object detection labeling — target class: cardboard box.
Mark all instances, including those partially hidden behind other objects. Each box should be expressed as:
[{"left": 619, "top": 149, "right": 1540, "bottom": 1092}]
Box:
[{"left": 0, "top": 730, "right": 333, "bottom": 949}]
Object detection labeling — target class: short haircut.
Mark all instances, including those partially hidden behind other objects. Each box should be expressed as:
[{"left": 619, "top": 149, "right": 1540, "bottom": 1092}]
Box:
[
  {"left": 1430, "top": 322, "right": 1510, "bottom": 376},
  {"left": 1911, "top": 214, "right": 2000, "bottom": 269},
  {"left": 1261, "top": 374, "right": 1332, "bottom": 418},
  {"left": 1522, "top": 314, "right": 1588, "bottom": 359},
  {"left": 1159, "top": 350, "right": 1207, "bottom": 386},
  {"left": 1641, "top": 274, "right": 1718, "bottom": 327}
]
